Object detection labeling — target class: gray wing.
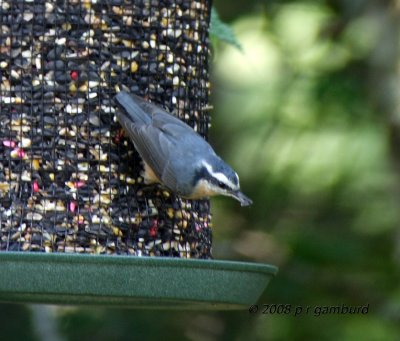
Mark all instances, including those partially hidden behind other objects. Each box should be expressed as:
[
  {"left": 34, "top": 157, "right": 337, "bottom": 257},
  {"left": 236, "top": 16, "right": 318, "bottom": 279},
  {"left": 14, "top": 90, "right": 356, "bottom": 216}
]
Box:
[
  {"left": 132, "top": 124, "right": 179, "bottom": 189},
  {"left": 115, "top": 91, "right": 192, "bottom": 131},
  {"left": 150, "top": 111, "right": 209, "bottom": 192},
  {"left": 115, "top": 91, "right": 204, "bottom": 190}
]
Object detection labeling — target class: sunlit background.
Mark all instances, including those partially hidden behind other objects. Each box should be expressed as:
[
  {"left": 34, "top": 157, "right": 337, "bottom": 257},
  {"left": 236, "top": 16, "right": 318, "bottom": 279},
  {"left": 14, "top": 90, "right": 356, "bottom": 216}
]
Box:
[{"left": 2, "top": 0, "right": 400, "bottom": 340}]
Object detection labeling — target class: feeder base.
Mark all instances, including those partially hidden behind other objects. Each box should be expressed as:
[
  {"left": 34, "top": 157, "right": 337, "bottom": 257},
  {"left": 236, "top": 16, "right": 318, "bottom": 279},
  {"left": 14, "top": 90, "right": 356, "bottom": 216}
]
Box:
[{"left": 0, "top": 252, "right": 277, "bottom": 310}]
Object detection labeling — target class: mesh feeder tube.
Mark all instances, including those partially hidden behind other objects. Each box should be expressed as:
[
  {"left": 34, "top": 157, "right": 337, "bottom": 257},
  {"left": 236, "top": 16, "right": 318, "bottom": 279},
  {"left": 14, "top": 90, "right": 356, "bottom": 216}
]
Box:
[{"left": 0, "top": 0, "right": 212, "bottom": 258}]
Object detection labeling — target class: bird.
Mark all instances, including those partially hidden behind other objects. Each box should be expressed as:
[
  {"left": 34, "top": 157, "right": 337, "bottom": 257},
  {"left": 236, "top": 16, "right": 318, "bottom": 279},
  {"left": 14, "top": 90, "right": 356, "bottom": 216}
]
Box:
[{"left": 114, "top": 90, "right": 252, "bottom": 206}]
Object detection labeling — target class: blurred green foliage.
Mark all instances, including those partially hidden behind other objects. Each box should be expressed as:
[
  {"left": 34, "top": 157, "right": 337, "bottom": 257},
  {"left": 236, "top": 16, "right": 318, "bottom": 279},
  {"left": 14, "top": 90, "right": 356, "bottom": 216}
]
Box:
[
  {"left": 209, "top": 0, "right": 400, "bottom": 339},
  {"left": 2, "top": 1, "right": 400, "bottom": 340}
]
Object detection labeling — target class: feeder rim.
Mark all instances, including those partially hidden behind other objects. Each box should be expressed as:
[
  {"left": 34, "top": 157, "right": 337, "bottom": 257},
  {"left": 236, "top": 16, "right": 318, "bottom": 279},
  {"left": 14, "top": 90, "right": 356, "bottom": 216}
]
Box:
[
  {"left": 0, "top": 252, "right": 278, "bottom": 309},
  {"left": 0, "top": 252, "right": 279, "bottom": 275}
]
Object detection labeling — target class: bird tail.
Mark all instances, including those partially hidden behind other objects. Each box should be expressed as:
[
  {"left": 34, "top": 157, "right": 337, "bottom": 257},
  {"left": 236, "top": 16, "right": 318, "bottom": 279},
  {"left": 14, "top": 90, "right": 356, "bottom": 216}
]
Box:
[{"left": 114, "top": 91, "right": 152, "bottom": 126}]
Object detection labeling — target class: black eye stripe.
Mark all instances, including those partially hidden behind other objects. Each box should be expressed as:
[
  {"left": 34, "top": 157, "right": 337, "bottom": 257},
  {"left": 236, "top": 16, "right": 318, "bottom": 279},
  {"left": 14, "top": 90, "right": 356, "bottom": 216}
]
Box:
[{"left": 218, "top": 181, "right": 228, "bottom": 190}]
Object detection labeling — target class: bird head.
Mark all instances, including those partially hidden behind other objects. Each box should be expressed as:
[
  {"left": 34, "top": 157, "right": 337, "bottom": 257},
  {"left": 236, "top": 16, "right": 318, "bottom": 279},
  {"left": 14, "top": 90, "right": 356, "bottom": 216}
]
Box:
[{"left": 191, "top": 159, "right": 253, "bottom": 206}]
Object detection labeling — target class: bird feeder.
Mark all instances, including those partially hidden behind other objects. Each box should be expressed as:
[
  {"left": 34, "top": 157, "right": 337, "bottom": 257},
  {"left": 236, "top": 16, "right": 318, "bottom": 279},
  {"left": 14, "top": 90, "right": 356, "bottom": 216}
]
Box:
[{"left": 0, "top": 0, "right": 277, "bottom": 308}]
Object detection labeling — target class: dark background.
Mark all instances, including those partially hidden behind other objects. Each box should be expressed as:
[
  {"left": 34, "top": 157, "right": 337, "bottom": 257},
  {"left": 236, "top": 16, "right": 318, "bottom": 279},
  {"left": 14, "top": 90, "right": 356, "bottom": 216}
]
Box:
[{"left": 2, "top": 0, "right": 400, "bottom": 340}]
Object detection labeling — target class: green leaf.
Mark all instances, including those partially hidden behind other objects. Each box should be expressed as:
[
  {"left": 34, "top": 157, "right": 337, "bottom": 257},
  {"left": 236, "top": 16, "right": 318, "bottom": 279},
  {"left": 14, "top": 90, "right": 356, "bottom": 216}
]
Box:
[{"left": 210, "top": 7, "right": 242, "bottom": 51}]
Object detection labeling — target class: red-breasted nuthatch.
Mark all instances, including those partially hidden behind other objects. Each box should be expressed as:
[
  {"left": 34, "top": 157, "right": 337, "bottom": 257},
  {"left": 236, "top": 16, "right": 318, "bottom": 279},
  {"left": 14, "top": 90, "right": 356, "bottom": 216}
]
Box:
[{"left": 114, "top": 91, "right": 252, "bottom": 206}]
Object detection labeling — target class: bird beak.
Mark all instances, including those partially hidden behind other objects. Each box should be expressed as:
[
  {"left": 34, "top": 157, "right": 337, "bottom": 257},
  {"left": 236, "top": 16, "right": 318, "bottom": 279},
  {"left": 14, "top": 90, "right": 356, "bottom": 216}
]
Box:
[{"left": 230, "top": 190, "right": 253, "bottom": 207}]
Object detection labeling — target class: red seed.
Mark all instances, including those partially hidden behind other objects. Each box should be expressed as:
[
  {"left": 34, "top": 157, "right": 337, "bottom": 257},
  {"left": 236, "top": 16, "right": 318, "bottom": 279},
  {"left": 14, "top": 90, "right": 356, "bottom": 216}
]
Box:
[
  {"left": 149, "top": 227, "right": 157, "bottom": 237},
  {"left": 69, "top": 201, "right": 77, "bottom": 213},
  {"left": 74, "top": 181, "right": 85, "bottom": 188},
  {"left": 70, "top": 70, "right": 79, "bottom": 80},
  {"left": 3, "top": 140, "right": 16, "bottom": 148},
  {"left": 149, "top": 219, "right": 158, "bottom": 237},
  {"left": 17, "top": 148, "right": 25, "bottom": 158},
  {"left": 32, "top": 180, "right": 39, "bottom": 193},
  {"left": 114, "top": 129, "right": 123, "bottom": 144}
]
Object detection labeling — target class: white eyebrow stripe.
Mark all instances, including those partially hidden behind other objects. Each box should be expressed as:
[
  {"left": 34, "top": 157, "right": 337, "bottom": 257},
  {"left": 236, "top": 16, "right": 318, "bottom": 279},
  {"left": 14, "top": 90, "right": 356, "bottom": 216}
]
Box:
[
  {"left": 202, "top": 161, "right": 237, "bottom": 189},
  {"left": 213, "top": 172, "right": 231, "bottom": 184}
]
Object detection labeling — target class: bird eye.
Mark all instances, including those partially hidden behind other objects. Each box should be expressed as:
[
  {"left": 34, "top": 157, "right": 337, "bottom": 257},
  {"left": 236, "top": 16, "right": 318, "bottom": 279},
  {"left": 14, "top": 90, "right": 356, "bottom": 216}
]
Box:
[{"left": 218, "top": 181, "right": 228, "bottom": 190}]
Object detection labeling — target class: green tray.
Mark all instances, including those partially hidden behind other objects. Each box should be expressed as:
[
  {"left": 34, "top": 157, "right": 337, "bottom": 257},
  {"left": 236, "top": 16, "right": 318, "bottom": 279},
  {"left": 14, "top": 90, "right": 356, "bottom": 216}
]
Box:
[{"left": 0, "top": 252, "right": 277, "bottom": 309}]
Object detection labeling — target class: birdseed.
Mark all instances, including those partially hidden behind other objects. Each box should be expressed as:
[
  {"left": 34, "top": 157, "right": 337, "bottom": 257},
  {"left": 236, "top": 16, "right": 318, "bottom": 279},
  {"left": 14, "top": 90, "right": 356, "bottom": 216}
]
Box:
[{"left": 0, "top": 0, "right": 212, "bottom": 258}]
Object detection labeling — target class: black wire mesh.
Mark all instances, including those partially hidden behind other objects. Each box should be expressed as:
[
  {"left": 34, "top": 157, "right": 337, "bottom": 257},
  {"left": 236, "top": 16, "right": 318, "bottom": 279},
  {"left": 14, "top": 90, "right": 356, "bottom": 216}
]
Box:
[{"left": 0, "top": 0, "right": 212, "bottom": 258}]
